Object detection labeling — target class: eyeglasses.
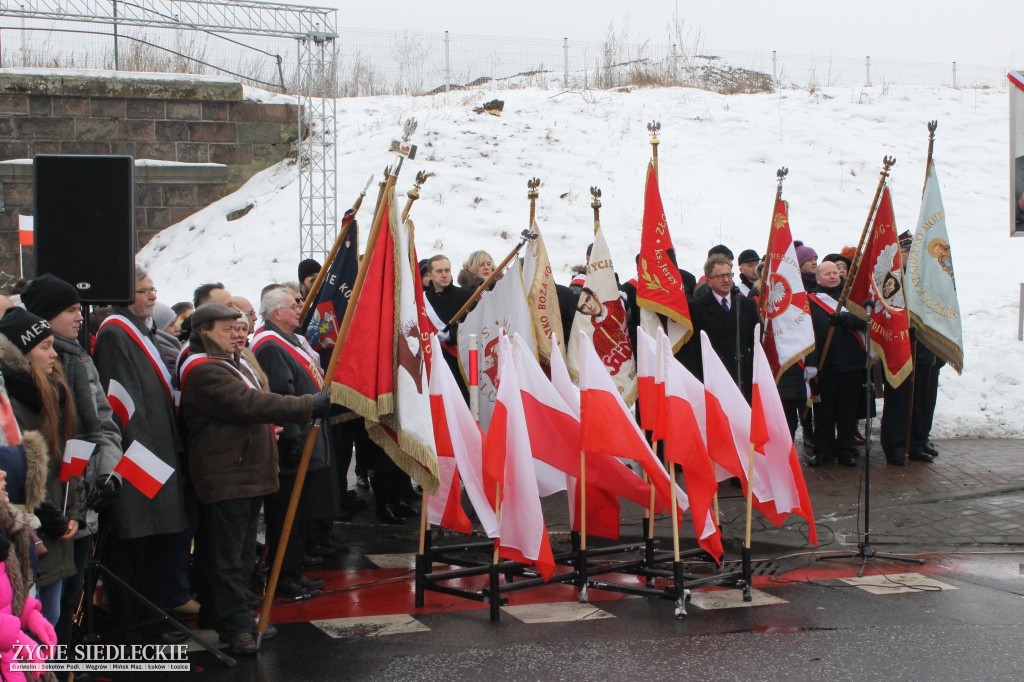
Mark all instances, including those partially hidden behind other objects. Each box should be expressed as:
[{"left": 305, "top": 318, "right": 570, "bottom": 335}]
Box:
[
  {"left": 279, "top": 303, "right": 302, "bottom": 312},
  {"left": 135, "top": 287, "right": 158, "bottom": 295},
  {"left": 708, "top": 273, "right": 734, "bottom": 281}
]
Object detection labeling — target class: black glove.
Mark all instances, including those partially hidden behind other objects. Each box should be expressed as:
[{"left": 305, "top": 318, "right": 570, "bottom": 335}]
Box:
[
  {"left": 829, "top": 313, "right": 846, "bottom": 327},
  {"left": 34, "top": 501, "right": 70, "bottom": 539},
  {"left": 91, "top": 477, "right": 121, "bottom": 512},
  {"left": 311, "top": 393, "right": 331, "bottom": 419}
]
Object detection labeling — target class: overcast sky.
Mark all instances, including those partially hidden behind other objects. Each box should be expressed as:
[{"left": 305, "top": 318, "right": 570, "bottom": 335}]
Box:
[{"left": 334, "top": 1, "right": 1018, "bottom": 67}]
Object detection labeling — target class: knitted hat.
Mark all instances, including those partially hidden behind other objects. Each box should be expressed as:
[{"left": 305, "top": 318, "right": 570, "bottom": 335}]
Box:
[
  {"left": 298, "top": 258, "right": 322, "bottom": 283},
  {"left": 190, "top": 303, "right": 241, "bottom": 331},
  {"left": 737, "top": 249, "right": 760, "bottom": 265},
  {"left": 0, "top": 307, "right": 53, "bottom": 355},
  {"left": 20, "top": 273, "right": 80, "bottom": 322},
  {"left": 898, "top": 230, "right": 913, "bottom": 249},
  {"left": 152, "top": 302, "right": 177, "bottom": 332},
  {"left": 793, "top": 241, "right": 817, "bottom": 267},
  {"left": 822, "top": 253, "right": 852, "bottom": 270}
]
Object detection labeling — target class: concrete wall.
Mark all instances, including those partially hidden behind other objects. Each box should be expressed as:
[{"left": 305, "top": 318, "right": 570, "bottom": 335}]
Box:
[{"left": 0, "top": 70, "right": 299, "bottom": 282}]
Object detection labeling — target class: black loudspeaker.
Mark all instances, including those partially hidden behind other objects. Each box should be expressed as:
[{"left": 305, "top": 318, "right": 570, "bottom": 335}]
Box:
[{"left": 33, "top": 155, "right": 136, "bottom": 304}]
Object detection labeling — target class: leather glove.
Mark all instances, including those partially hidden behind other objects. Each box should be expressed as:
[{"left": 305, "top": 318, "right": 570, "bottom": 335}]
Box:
[
  {"left": 91, "top": 477, "right": 121, "bottom": 512},
  {"left": 828, "top": 313, "right": 844, "bottom": 327},
  {"left": 311, "top": 392, "right": 331, "bottom": 419},
  {"left": 803, "top": 366, "right": 818, "bottom": 381},
  {"left": 34, "top": 501, "right": 69, "bottom": 540}
]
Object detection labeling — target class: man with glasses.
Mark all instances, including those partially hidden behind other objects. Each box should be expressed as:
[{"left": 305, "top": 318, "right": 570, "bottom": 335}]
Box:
[{"left": 679, "top": 254, "right": 759, "bottom": 402}]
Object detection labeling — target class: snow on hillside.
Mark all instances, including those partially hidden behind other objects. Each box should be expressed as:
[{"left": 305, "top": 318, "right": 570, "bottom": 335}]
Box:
[{"left": 140, "top": 83, "right": 1024, "bottom": 438}]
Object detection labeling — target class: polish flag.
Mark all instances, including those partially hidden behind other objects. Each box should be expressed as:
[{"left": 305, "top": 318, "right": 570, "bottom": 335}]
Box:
[
  {"left": 427, "top": 335, "right": 497, "bottom": 537},
  {"left": 751, "top": 328, "right": 818, "bottom": 544},
  {"left": 114, "top": 441, "right": 174, "bottom": 499},
  {"left": 635, "top": 328, "right": 662, "bottom": 433},
  {"left": 106, "top": 379, "right": 136, "bottom": 429},
  {"left": 483, "top": 334, "right": 555, "bottom": 580},
  {"left": 577, "top": 331, "right": 686, "bottom": 518},
  {"left": 18, "top": 215, "right": 34, "bottom": 247},
  {"left": 654, "top": 328, "right": 723, "bottom": 562},
  {"left": 59, "top": 439, "right": 96, "bottom": 483}
]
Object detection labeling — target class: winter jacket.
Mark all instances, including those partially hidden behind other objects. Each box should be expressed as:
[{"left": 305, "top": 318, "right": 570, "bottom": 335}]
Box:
[
  {"left": 806, "top": 283, "right": 868, "bottom": 374},
  {"left": 0, "top": 562, "right": 56, "bottom": 682},
  {"left": 179, "top": 334, "right": 313, "bottom": 504}
]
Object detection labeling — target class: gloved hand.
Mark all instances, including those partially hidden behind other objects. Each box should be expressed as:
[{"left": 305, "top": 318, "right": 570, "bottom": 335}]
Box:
[
  {"left": 803, "top": 366, "right": 818, "bottom": 381},
  {"left": 828, "top": 313, "right": 845, "bottom": 327},
  {"left": 34, "top": 501, "right": 69, "bottom": 540},
  {"left": 90, "top": 477, "right": 121, "bottom": 512},
  {"left": 311, "top": 392, "right": 331, "bottom": 419},
  {"left": 24, "top": 607, "right": 56, "bottom": 649}
]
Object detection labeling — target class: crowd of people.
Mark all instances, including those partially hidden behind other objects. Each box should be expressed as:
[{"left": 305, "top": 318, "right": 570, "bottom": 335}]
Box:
[{"left": 0, "top": 233, "right": 943, "bottom": 665}]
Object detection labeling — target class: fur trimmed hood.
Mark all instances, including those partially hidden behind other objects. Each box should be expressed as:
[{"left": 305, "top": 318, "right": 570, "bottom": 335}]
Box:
[
  {"left": 0, "top": 332, "right": 31, "bottom": 377},
  {"left": 19, "top": 430, "right": 49, "bottom": 512}
]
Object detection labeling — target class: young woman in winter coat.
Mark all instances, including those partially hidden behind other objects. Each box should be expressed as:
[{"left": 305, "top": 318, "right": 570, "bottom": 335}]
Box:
[{"left": 0, "top": 309, "right": 79, "bottom": 627}]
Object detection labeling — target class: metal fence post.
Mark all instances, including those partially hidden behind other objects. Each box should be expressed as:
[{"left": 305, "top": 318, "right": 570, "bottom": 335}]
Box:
[
  {"left": 952, "top": 61, "right": 957, "bottom": 88},
  {"left": 444, "top": 30, "right": 450, "bottom": 93},
  {"left": 563, "top": 37, "right": 569, "bottom": 88},
  {"left": 1019, "top": 283, "right": 1023, "bottom": 341},
  {"left": 866, "top": 55, "right": 871, "bottom": 86},
  {"left": 772, "top": 50, "right": 777, "bottom": 83}
]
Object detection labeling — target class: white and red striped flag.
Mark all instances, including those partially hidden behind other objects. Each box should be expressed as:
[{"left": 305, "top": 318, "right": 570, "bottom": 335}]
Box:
[
  {"left": 114, "top": 441, "right": 174, "bottom": 499},
  {"left": 106, "top": 379, "right": 136, "bottom": 428},
  {"left": 18, "top": 215, "right": 34, "bottom": 247},
  {"left": 59, "top": 439, "right": 95, "bottom": 483}
]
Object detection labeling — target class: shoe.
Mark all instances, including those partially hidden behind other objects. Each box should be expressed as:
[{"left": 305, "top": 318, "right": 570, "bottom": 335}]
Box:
[
  {"left": 376, "top": 506, "right": 405, "bottom": 525},
  {"left": 229, "top": 632, "right": 259, "bottom": 655},
  {"left": 340, "top": 492, "right": 368, "bottom": 512},
  {"left": 300, "top": 575, "right": 325, "bottom": 591},
  {"left": 302, "top": 553, "right": 325, "bottom": 568},
  {"left": 393, "top": 502, "right": 420, "bottom": 518},
  {"left": 886, "top": 458, "right": 907, "bottom": 466},
  {"left": 258, "top": 623, "right": 278, "bottom": 641},
  {"left": 852, "top": 431, "right": 866, "bottom": 445},
  {"left": 838, "top": 457, "right": 857, "bottom": 467},
  {"left": 307, "top": 543, "right": 339, "bottom": 558},
  {"left": 806, "top": 454, "right": 830, "bottom": 467},
  {"left": 356, "top": 475, "right": 370, "bottom": 490},
  {"left": 170, "top": 599, "right": 201, "bottom": 616},
  {"left": 923, "top": 442, "right": 939, "bottom": 456},
  {"left": 908, "top": 451, "right": 935, "bottom": 463},
  {"left": 275, "top": 580, "right": 313, "bottom": 600}
]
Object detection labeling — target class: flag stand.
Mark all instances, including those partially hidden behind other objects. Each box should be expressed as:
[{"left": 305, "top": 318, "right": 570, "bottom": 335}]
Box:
[{"left": 816, "top": 300, "right": 925, "bottom": 576}]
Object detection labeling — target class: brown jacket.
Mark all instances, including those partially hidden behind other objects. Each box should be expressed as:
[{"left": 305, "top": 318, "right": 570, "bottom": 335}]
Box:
[{"left": 179, "top": 334, "right": 313, "bottom": 504}]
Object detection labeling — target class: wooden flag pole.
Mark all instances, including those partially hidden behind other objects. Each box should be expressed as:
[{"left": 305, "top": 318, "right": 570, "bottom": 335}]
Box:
[
  {"left": 590, "top": 186, "right": 602, "bottom": 235},
  {"left": 299, "top": 174, "right": 375, "bottom": 325},
  {"left": 528, "top": 177, "right": 540, "bottom": 225},
  {"left": 743, "top": 443, "right": 756, "bottom": 550},
  {"left": 757, "top": 167, "right": 789, "bottom": 337},
  {"left": 669, "top": 462, "right": 680, "bottom": 562},
  {"left": 402, "top": 170, "right": 433, "bottom": 223},
  {"left": 443, "top": 230, "right": 537, "bottom": 330},
  {"left": 647, "top": 120, "right": 661, "bottom": 178},
  {"left": 815, "top": 156, "right": 896, "bottom": 373},
  {"left": 257, "top": 157, "right": 406, "bottom": 643}
]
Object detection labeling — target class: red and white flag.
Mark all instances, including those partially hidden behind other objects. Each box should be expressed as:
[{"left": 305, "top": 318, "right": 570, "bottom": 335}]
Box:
[
  {"left": 18, "top": 215, "right": 34, "bottom": 247},
  {"left": 427, "top": 334, "right": 492, "bottom": 536},
  {"left": 655, "top": 328, "right": 723, "bottom": 562},
  {"left": 106, "top": 379, "right": 136, "bottom": 428},
  {"left": 635, "top": 327, "right": 662, "bottom": 433},
  {"left": 637, "top": 161, "right": 692, "bottom": 351},
  {"left": 568, "top": 227, "right": 637, "bottom": 405},
  {"left": 114, "top": 441, "right": 174, "bottom": 499},
  {"left": 847, "top": 186, "right": 913, "bottom": 387},
  {"left": 59, "top": 439, "right": 95, "bottom": 483},
  {"left": 483, "top": 334, "right": 555, "bottom": 580},
  {"left": 761, "top": 198, "right": 814, "bottom": 377},
  {"left": 751, "top": 329, "right": 818, "bottom": 544}
]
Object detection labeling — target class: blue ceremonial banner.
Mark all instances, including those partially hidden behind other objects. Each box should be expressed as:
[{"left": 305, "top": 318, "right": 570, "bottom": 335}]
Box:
[
  {"left": 905, "top": 161, "right": 964, "bottom": 374},
  {"left": 304, "top": 216, "right": 359, "bottom": 368}
]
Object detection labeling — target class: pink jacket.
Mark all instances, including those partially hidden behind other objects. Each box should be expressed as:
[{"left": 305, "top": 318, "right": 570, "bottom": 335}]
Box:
[{"left": 0, "top": 563, "right": 55, "bottom": 681}]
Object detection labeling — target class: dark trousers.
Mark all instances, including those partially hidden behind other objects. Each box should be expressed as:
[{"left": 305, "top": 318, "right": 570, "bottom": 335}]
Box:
[
  {"left": 264, "top": 474, "right": 305, "bottom": 584},
  {"left": 56, "top": 533, "right": 94, "bottom": 647},
  {"left": 201, "top": 497, "right": 261, "bottom": 638},
  {"left": 161, "top": 481, "right": 200, "bottom": 609},
  {"left": 814, "top": 369, "right": 864, "bottom": 461},
  {"left": 101, "top": 531, "right": 167, "bottom": 638},
  {"left": 881, "top": 358, "right": 935, "bottom": 455}
]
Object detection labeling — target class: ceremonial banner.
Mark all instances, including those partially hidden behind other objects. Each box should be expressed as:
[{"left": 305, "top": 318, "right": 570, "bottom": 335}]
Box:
[
  {"left": 847, "top": 187, "right": 913, "bottom": 387},
  {"left": 568, "top": 228, "right": 637, "bottom": 405},
  {"left": 761, "top": 198, "right": 814, "bottom": 378},
  {"left": 904, "top": 162, "right": 964, "bottom": 374},
  {"left": 457, "top": 266, "right": 535, "bottom": 431},
  {"left": 304, "top": 216, "right": 358, "bottom": 368},
  {"left": 637, "top": 162, "right": 692, "bottom": 352},
  {"left": 522, "top": 219, "right": 565, "bottom": 368}
]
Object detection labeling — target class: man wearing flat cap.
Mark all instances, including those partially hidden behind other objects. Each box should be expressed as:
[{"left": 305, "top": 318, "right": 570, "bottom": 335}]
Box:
[{"left": 736, "top": 249, "right": 760, "bottom": 296}]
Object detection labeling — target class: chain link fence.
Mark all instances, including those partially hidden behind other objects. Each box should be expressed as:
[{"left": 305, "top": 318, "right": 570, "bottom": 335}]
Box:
[{"left": 0, "top": 20, "right": 1010, "bottom": 95}]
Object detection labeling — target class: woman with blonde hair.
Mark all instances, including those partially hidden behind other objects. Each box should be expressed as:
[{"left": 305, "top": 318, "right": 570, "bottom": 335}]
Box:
[{"left": 457, "top": 250, "right": 496, "bottom": 290}]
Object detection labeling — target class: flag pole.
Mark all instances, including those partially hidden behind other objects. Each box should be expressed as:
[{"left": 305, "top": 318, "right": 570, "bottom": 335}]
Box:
[
  {"left": 815, "top": 156, "right": 896, "bottom": 374},
  {"left": 757, "top": 168, "right": 789, "bottom": 337},
  {"left": 577, "top": 448, "right": 589, "bottom": 603},
  {"left": 647, "top": 120, "right": 661, "bottom": 178},
  {"left": 443, "top": 229, "right": 537, "bottom": 330},
  {"left": 402, "top": 170, "right": 433, "bottom": 223},
  {"left": 299, "top": 174, "right": 374, "bottom": 326},
  {"left": 742, "top": 442, "right": 756, "bottom": 602},
  {"left": 590, "top": 186, "right": 602, "bottom": 235},
  {"left": 528, "top": 177, "right": 540, "bottom": 225},
  {"left": 468, "top": 334, "right": 479, "bottom": 421},
  {"left": 257, "top": 122, "right": 414, "bottom": 643}
]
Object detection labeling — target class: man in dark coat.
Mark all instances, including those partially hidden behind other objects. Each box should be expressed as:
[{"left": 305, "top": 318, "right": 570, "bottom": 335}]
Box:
[
  {"left": 678, "top": 254, "right": 759, "bottom": 401},
  {"left": 423, "top": 255, "right": 473, "bottom": 401},
  {"left": 92, "top": 268, "right": 188, "bottom": 636},
  {"left": 180, "top": 303, "right": 328, "bottom": 655}
]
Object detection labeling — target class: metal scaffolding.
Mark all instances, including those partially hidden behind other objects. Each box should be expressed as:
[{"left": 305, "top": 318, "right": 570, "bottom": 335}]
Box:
[{"left": 0, "top": 0, "right": 339, "bottom": 260}]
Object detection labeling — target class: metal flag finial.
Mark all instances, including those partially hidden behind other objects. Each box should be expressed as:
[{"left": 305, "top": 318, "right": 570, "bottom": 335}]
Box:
[{"left": 590, "top": 186, "right": 602, "bottom": 209}]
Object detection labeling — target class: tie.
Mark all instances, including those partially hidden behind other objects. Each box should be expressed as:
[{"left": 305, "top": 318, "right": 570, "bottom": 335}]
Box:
[{"left": 721, "top": 296, "right": 730, "bottom": 312}]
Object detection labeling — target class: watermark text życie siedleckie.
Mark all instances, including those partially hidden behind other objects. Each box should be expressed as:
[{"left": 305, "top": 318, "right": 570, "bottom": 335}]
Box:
[{"left": 11, "top": 644, "right": 190, "bottom": 673}]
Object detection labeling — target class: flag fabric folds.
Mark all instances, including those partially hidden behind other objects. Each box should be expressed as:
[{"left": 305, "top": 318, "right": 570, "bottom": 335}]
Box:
[
  {"left": 18, "top": 215, "right": 34, "bottom": 247},
  {"left": 904, "top": 161, "right": 964, "bottom": 374},
  {"left": 114, "top": 441, "right": 173, "bottom": 499},
  {"left": 760, "top": 198, "right": 814, "bottom": 378},
  {"left": 847, "top": 187, "right": 913, "bottom": 387},
  {"left": 522, "top": 219, "right": 565, "bottom": 369},
  {"left": 568, "top": 228, "right": 637, "bottom": 405},
  {"left": 637, "top": 161, "right": 692, "bottom": 352},
  {"left": 304, "top": 216, "right": 359, "bottom": 368},
  {"left": 59, "top": 439, "right": 95, "bottom": 483},
  {"left": 106, "top": 378, "right": 136, "bottom": 428}
]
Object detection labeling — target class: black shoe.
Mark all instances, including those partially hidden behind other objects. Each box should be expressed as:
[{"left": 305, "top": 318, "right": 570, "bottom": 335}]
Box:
[
  {"left": 886, "top": 456, "right": 907, "bottom": 466},
  {"left": 300, "top": 576, "right": 325, "bottom": 591},
  {"left": 302, "top": 553, "right": 325, "bottom": 568},
  {"left": 838, "top": 457, "right": 857, "bottom": 467},
  {"left": 307, "top": 543, "right": 339, "bottom": 558},
  {"left": 229, "top": 632, "right": 259, "bottom": 655},
  {"left": 908, "top": 451, "right": 935, "bottom": 463},
  {"left": 321, "top": 535, "right": 348, "bottom": 551},
  {"left": 377, "top": 506, "right": 405, "bottom": 525},
  {"left": 276, "top": 580, "right": 313, "bottom": 599},
  {"left": 356, "top": 475, "right": 370, "bottom": 490},
  {"left": 393, "top": 502, "right": 420, "bottom": 518},
  {"left": 806, "top": 454, "right": 829, "bottom": 467},
  {"left": 923, "top": 442, "right": 939, "bottom": 456},
  {"left": 340, "top": 493, "right": 368, "bottom": 512}
]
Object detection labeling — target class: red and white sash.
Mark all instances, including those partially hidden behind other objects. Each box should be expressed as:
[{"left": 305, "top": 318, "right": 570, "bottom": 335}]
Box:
[
  {"left": 808, "top": 293, "right": 866, "bottom": 350},
  {"left": 179, "top": 353, "right": 260, "bottom": 392},
  {"left": 251, "top": 330, "right": 325, "bottom": 389},
  {"left": 99, "top": 314, "right": 176, "bottom": 404}
]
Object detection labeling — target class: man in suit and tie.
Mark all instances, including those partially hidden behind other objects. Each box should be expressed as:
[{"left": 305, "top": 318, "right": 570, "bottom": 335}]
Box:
[{"left": 678, "top": 254, "right": 759, "bottom": 402}]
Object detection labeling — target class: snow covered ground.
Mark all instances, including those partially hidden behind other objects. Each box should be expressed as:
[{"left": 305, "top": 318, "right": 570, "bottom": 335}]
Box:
[{"left": 140, "top": 82, "right": 1024, "bottom": 438}]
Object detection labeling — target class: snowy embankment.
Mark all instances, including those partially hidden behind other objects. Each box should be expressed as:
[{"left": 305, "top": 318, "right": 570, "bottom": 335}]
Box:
[{"left": 140, "top": 83, "right": 1024, "bottom": 438}]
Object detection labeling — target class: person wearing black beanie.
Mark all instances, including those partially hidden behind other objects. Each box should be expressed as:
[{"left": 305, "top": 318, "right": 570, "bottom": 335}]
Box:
[
  {"left": 297, "top": 259, "right": 322, "bottom": 299},
  {"left": 20, "top": 274, "right": 81, "bottom": 324}
]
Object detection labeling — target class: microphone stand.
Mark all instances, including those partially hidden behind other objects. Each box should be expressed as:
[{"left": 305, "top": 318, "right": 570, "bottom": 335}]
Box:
[{"left": 818, "top": 299, "right": 924, "bottom": 577}]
